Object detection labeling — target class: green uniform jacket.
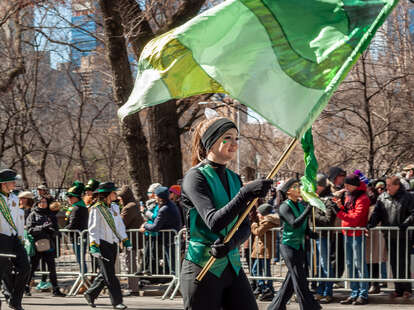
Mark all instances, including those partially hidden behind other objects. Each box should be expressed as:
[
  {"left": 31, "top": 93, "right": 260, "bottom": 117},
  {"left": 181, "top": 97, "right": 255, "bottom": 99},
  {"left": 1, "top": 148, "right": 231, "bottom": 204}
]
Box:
[{"left": 185, "top": 164, "right": 242, "bottom": 278}]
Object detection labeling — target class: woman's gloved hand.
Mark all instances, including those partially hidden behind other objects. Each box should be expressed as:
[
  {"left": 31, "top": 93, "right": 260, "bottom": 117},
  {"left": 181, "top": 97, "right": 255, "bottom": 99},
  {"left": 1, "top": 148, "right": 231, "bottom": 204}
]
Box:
[
  {"left": 240, "top": 179, "right": 273, "bottom": 201},
  {"left": 209, "top": 238, "right": 232, "bottom": 259}
]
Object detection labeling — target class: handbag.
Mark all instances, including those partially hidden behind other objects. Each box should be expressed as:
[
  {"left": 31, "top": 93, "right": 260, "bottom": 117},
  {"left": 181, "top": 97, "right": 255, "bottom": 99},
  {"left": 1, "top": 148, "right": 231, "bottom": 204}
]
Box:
[{"left": 35, "top": 238, "right": 51, "bottom": 252}]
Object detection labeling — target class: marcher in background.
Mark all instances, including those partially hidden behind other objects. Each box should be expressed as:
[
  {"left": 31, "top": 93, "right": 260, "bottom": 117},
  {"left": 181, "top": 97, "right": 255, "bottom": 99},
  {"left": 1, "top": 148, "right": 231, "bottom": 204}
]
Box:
[
  {"left": 0, "top": 169, "right": 30, "bottom": 310},
  {"left": 26, "top": 197, "right": 66, "bottom": 297},
  {"left": 313, "top": 173, "right": 336, "bottom": 304},
  {"left": 118, "top": 185, "right": 144, "bottom": 295},
  {"left": 180, "top": 116, "right": 272, "bottom": 310},
  {"left": 84, "top": 179, "right": 100, "bottom": 208},
  {"left": 84, "top": 182, "right": 131, "bottom": 310},
  {"left": 267, "top": 179, "right": 320, "bottom": 310},
  {"left": 250, "top": 203, "right": 279, "bottom": 301},
  {"left": 65, "top": 182, "right": 89, "bottom": 278},
  {"left": 18, "top": 191, "right": 35, "bottom": 222},
  {"left": 332, "top": 174, "right": 370, "bottom": 305},
  {"left": 368, "top": 176, "right": 414, "bottom": 298}
]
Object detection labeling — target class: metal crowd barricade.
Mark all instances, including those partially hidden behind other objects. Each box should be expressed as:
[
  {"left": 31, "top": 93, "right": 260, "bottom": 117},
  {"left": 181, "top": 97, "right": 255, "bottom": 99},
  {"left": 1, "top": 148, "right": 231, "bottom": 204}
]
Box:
[
  {"left": 80, "top": 229, "right": 178, "bottom": 299},
  {"left": 33, "top": 229, "right": 85, "bottom": 296},
  {"left": 170, "top": 226, "right": 414, "bottom": 299}
]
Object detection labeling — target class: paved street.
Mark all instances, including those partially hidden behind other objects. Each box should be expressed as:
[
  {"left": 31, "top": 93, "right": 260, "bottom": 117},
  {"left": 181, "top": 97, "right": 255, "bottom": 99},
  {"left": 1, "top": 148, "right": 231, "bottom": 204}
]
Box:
[{"left": 15, "top": 290, "right": 414, "bottom": 310}]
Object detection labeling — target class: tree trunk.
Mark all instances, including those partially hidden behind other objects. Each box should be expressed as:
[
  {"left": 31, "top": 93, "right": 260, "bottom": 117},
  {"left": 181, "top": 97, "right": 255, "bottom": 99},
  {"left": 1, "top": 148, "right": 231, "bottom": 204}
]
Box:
[
  {"left": 148, "top": 100, "right": 183, "bottom": 186},
  {"left": 99, "top": 0, "right": 151, "bottom": 199}
]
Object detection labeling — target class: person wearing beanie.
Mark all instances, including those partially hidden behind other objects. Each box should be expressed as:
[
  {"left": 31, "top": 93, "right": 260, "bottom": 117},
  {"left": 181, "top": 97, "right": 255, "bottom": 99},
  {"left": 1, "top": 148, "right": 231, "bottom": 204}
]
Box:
[
  {"left": 326, "top": 167, "right": 347, "bottom": 281},
  {"left": 26, "top": 196, "right": 66, "bottom": 297},
  {"left": 314, "top": 173, "right": 337, "bottom": 303},
  {"left": 332, "top": 174, "right": 370, "bottom": 305},
  {"left": 180, "top": 116, "right": 272, "bottom": 310},
  {"left": 139, "top": 186, "right": 182, "bottom": 274},
  {"left": 268, "top": 179, "right": 320, "bottom": 310},
  {"left": 84, "top": 182, "right": 131, "bottom": 309},
  {"left": 65, "top": 181, "right": 89, "bottom": 286},
  {"left": 0, "top": 169, "right": 30, "bottom": 309},
  {"left": 118, "top": 185, "right": 144, "bottom": 295},
  {"left": 18, "top": 191, "right": 35, "bottom": 221},
  {"left": 250, "top": 204, "right": 279, "bottom": 301}
]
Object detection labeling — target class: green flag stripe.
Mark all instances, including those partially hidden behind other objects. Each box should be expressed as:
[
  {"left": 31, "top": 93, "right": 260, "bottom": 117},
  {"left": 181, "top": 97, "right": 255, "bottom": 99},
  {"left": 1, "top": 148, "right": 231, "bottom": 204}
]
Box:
[{"left": 240, "top": 0, "right": 353, "bottom": 89}]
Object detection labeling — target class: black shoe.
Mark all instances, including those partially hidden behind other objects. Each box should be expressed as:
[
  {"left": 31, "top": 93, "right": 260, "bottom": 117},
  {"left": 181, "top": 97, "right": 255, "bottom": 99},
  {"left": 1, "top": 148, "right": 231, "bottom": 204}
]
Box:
[
  {"left": 253, "top": 287, "right": 262, "bottom": 297},
  {"left": 352, "top": 297, "right": 368, "bottom": 305},
  {"left": 8, "top": 305, "right": 24, "bottom": 310},
  {"left": 113, "top": 304, "right": 127, "bottom": 309},
  {"left": 339, "top": 296, "right": 356, "bottom": 304},
  {"left": 259, "top": 289, "right": 274, "bottom": 302},
  {"left": 53, "top": 288, "right": 66, "bottom": 297},
  {"left": 84, "top": 293, "right": 96, "bottom": 308}
]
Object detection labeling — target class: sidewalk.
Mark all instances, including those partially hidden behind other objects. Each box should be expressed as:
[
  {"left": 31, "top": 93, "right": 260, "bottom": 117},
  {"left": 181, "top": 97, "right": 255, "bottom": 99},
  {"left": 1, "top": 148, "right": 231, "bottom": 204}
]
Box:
[{"left": 17, "top": 291, "right": 414, "bottom": 310}]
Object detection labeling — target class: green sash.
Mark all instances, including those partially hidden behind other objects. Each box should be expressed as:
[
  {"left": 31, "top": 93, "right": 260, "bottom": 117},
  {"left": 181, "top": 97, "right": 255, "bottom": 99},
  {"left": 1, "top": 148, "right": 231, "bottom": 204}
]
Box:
[
  {"left": 94, "top": 202, "right": 123, "bottom": 242},
  {"left": 0, "top": 194, "right": 18, "bottom": 233},
  {"left": 185, "top": 164, "right": 242, "bottom": 278}
]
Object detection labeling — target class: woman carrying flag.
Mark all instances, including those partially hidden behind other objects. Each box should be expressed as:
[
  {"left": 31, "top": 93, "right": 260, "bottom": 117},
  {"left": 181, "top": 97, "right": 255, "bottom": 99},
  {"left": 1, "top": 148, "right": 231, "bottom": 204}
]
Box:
[
  {"left": 180, "top": 115, "right": 272, "bottom": 310},
  {"left": 83, "top": 182, "right": 132, "bottom": 310}
]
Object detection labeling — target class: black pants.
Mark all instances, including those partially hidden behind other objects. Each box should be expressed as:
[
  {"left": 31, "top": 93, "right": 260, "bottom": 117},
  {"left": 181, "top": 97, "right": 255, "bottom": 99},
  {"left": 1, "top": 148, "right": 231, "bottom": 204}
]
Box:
[
  {"left": 387, "top": 237, "right": 412, "bottom": 295},
  {"left": 180, "top": 259, "right": 257, "bottom": 310},
  {"left": 29, "top": 251, "right": 58, "bottom": 288},
  {"left": 0, "top": 234, "right": 30, "bottom": 308},
  {"left": 86, "top": 240, "right": 122, "bottom": 306},
  {"left": 268, "top": 244, "right": 320, "bottom": 310}
]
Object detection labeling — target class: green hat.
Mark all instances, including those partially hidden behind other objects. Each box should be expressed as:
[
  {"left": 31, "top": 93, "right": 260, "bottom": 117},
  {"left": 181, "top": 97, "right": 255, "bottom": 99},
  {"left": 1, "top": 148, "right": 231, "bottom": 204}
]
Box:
[
  {"left": 94, "top": 182, "right": 118, "bottom": 193},
  {"left": 0, "top": 169, "right": 20, "bottom": 183},
  {"left": 85, "top": 179, "right": 100, "bottom": 192},
  {"left": 66, "top": 181, "right": 85, "bottom": 198}
]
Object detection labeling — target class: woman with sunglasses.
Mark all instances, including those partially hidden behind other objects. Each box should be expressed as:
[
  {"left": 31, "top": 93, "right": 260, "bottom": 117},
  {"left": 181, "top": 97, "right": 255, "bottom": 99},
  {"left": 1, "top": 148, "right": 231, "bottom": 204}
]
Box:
[
  {"left": 267, "top": 179, "right": 321, "bottom": 310},
  {"left": 180, "top": 116, "right": 273, "bottom": 310}
]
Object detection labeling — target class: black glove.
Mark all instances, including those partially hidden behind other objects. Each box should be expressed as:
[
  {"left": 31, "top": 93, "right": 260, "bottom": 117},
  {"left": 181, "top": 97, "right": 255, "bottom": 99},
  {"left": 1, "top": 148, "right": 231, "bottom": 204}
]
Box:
[
  {"left": 308, "top": 230, "right": 319, "bottom": 240},
  {"left": 240, "top": 179, "right": 273, "bottom": 200},
  {"left": 209, "top": 238, "right": 231, "bottom": 259},
  {"left": 399, "top": 222, "right": 410, "bottom": 231},
  {"left": 366, "top": 223, "right": 375, "bottom": 229}
]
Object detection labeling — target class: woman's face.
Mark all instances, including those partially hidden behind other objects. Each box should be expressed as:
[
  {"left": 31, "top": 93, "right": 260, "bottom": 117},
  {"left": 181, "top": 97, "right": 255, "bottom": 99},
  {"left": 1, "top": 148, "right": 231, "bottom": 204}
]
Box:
[
  {"left": 207, "top": 128, "right": 239, "bottom": 164},
  {"left": 39, "top": 198, "right": 48, "bottom": 209},
  {"left": 287, "top": 182, "right": 301, "bottom": 200}
]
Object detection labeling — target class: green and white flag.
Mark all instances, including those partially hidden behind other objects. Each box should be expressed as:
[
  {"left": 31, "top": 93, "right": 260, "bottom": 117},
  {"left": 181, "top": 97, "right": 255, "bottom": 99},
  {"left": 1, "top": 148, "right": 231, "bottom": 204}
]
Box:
[{"left": 119, "top": 0, "right": 397, "bottom": 138}]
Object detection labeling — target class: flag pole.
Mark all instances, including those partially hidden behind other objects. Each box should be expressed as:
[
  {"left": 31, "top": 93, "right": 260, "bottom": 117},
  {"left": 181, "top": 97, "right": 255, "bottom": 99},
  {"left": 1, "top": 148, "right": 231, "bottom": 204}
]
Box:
[
  {"left": 195, "top": 137, "right": 299, "bottom": 283},
  {"left": 312, "top": 208, "right": 317, "bottom": 276}
]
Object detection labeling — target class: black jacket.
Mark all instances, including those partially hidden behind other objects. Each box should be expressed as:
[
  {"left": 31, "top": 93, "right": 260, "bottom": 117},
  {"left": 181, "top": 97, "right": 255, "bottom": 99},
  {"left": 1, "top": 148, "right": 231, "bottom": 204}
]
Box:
[
  {"left": 368, "top": 187, "right": 414, "bottom": 238},
  {"left": 144, "top": 199, "right": 183, "bottom": 233},
  {"left": 314, "top": 190, "right": 337, "bottom": 237},
  {"left": 26, "top": 207, "right": 60, "bottom": 250},
  {"left": 64, "top": 203, "right": 89, "bottom": 231}
]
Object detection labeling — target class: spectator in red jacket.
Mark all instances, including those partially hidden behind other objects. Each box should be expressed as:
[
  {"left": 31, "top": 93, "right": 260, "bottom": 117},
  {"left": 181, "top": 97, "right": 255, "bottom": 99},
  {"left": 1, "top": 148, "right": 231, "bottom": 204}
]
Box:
[{"left": 332, "top": 174, "right": 370, "bottom": 305}]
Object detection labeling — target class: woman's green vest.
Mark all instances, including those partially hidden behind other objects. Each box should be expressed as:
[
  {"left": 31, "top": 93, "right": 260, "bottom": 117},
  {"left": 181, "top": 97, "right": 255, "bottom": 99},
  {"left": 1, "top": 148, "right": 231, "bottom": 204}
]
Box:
[
  {"left": 281, "top": 200, "right": 308, "bottom": 250},
  {"left": 185, "top": 164, "right": 241, "bottom": 278}
]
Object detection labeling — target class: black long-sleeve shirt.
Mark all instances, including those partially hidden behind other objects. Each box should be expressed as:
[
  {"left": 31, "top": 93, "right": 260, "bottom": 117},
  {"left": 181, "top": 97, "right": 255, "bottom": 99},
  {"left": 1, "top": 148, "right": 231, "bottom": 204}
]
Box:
[{"left": 181, "top": 160, "right": 250, "bottom": 248}]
